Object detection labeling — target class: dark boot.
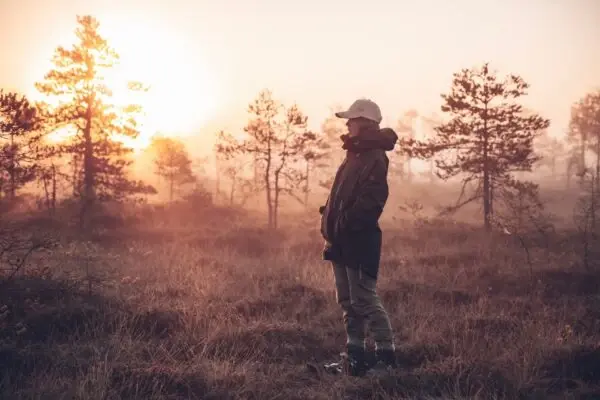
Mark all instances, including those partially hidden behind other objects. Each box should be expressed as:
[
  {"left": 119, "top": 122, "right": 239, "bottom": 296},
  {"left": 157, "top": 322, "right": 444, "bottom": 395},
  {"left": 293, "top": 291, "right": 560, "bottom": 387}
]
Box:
[
  {"left": 321, "top": 345, "right": 368, "bottom": 376},
  {"left": 375, "top": 348, "right": 397, "bottom": 368},
  {"left": 345, "top": 344, "right": 368, "bottom": 377},
  {"left": 366, "top": 348, "right": 397, "bottom": 377}
]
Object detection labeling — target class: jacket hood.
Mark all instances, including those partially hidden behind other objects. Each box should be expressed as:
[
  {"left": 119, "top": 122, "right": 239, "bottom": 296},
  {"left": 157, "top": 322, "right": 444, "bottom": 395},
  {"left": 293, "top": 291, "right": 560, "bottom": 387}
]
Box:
[{"left": 341, "top": 127, "right": 398, "bottom": 152}]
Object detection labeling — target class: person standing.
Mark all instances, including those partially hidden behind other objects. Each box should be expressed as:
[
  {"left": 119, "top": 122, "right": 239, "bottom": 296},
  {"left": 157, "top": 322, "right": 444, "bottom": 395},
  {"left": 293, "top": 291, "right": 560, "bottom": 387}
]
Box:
[{"left": 319, "top": 98, "right": 398, "bottom": 376}]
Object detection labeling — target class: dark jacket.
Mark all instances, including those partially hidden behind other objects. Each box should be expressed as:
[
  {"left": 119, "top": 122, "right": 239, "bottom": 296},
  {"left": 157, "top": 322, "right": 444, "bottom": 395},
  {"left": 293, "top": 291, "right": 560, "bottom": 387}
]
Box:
[{"left": 320, "top": 126, "right": 398, "bottom": 279}]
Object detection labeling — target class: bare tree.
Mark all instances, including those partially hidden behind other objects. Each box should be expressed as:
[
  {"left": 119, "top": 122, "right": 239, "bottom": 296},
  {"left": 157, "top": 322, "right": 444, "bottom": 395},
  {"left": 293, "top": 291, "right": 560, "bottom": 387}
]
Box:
[
  {"left": 218, "top": 90, "right": 312, "bottom": 229},
  {"left": 215, "top": 129, "right": 256, "bottom": 206}
]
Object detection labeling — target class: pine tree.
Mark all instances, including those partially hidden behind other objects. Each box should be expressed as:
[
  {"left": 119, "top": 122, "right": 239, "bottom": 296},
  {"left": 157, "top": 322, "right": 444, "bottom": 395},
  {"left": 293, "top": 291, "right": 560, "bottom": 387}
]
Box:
[
  {"left": 150, "top": 136, "right": 196, "bottom": 202},
  {"left": 0, "top": 91, "right": 44, "bottom": 203},
  {"left": 569, "top": 90, "right": 600, "bottom": 248},
  {"left": 35, "top": 15, "right": 154, "bottom": 228},
  {"left": 569, "top": 90, "right": 600, "bottom": 185},
  {"left": 404, "top": 63, "right": 550, "bottom": 230}
]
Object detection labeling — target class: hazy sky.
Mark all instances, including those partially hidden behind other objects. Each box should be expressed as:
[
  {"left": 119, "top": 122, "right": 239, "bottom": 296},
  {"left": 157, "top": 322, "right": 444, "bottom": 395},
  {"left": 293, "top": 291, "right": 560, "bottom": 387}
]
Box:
[{"left": 1, "top": 0, "right": 599, "bottom": 148}]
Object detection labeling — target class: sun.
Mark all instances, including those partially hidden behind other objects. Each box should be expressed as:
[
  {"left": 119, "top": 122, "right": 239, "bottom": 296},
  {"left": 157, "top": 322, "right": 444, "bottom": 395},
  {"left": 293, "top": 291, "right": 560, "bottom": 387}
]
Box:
[
  {"left": 33, "top": 16, "right": 221, "bottom": 151},
  {"left": 97, "top": 17, "right": 221, "bottom": 150}
]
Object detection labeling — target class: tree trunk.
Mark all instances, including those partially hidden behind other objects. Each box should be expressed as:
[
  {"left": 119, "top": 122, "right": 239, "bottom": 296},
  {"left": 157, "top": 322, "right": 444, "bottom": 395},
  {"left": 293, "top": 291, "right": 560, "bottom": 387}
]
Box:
[
  {"left": 265, "top": 166, "right": 273, "bottom": 228},
  {"left": 274, "top": 171, "right": 280, "bottom": 230},
  {"left": 81, "top": 94, "right": 96, "bottom": 230},
  {"left": 304, "top": 159, "right": 310, "bottom": 207},
  {"left": 264, "top": 118, "right": 278, "bottom": 228},
  {"left": 517, "top": 190, "right": 524, "bottom": 232},
  {"left": 8, "top": 132, "right": 16, "bottom": 200},
  {"left": 265, "top": 149, "right": 273, "bottom": 229},
  {"left": 482, "top": 105, "right": 491, "bottom": 231},
  {"left": 43, "top": 173, "right": 50, "bottom": 212},
  {"left": 567, "top": 155, "right": 576, "bottom": 189},
  {"left": 483, "top": 170, "right": 491, "bottom": 230},
  {"left": 581, "top": 140, "right": 587, "bottom": 174},
  {"left": 72, "top": 155, "right": 79, "bottom": 197},
  {"left": 51, "top": 163, "right": 56, "bottom": 213},
  {"left": 592, "top": 136, "right": 600, "bottom": 233},
  {"left": 596, "top": 136, "right": 600, "bottom": 195},
  {"left": 591, "top": 175, "right": 596, "bottom": 235},
  {"left": 489, "top": 178, "right": 494, "bottom": 218}
]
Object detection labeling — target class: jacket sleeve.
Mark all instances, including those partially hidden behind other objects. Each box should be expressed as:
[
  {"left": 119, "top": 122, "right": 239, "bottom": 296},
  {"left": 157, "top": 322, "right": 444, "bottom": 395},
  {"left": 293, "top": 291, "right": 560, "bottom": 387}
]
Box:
[{"left": 340, "top": 155, "right": 389, "bottom": 232}]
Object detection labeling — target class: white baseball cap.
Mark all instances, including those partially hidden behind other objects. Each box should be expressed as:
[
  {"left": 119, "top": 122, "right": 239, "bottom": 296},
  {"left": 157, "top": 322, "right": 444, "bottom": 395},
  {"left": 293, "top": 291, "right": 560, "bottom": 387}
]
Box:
[{"left": 335, "top": 98, "right": 382, "bottom": 124}]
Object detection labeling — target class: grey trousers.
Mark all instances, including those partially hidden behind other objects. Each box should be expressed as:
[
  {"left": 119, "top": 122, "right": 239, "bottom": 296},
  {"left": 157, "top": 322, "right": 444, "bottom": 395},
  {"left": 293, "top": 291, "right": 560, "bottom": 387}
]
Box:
[{"left": 332, "top": 262, "right": 395, "bottom": 350}]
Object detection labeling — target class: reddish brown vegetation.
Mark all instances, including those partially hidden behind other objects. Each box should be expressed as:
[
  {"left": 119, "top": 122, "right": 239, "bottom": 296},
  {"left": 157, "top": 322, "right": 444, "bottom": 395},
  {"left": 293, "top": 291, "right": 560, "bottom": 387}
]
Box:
[{"left": 0, "top": 205, "right": 599, "bottom": 399}]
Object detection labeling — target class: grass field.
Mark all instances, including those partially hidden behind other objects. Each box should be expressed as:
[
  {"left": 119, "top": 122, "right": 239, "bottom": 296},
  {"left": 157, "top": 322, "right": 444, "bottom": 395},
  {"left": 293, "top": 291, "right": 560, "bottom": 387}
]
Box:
[{"left": 1, "top": 207, "right": 599, "bottom": 399}]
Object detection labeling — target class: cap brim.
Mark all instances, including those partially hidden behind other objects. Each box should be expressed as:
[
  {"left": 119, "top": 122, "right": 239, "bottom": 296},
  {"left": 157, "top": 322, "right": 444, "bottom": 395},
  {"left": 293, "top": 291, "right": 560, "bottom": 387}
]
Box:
[{"left": 335, "top": 111, "right": 353, "bottom": 119}]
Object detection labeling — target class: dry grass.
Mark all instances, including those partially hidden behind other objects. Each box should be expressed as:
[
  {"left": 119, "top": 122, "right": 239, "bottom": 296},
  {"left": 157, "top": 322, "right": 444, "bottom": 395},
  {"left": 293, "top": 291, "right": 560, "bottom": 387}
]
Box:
[{"left": 1, "top": 210, "right": 599, "bottom": 400}]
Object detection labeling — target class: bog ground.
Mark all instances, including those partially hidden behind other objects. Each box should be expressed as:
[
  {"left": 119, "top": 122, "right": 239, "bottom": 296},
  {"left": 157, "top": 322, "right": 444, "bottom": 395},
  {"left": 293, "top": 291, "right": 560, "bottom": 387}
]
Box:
[{"left": 1, "top": 210, "right": 599, "bottom": 400}]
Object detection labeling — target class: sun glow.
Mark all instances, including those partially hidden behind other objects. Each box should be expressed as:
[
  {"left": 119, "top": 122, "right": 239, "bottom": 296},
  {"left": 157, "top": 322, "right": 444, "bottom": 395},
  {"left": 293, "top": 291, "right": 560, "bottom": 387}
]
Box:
[
  {"left": 102, "top": 17, "right": 221, "bottom": 150},
  {"left": 34, "top": 16, "right": 222, "bottom": 151}
]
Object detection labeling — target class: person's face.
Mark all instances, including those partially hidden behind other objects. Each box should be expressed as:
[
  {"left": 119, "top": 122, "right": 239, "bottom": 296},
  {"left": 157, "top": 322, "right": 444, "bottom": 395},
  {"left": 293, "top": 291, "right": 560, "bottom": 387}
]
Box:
[{"left": 346, "top": 118, "right": 361, "bottom": 137}]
